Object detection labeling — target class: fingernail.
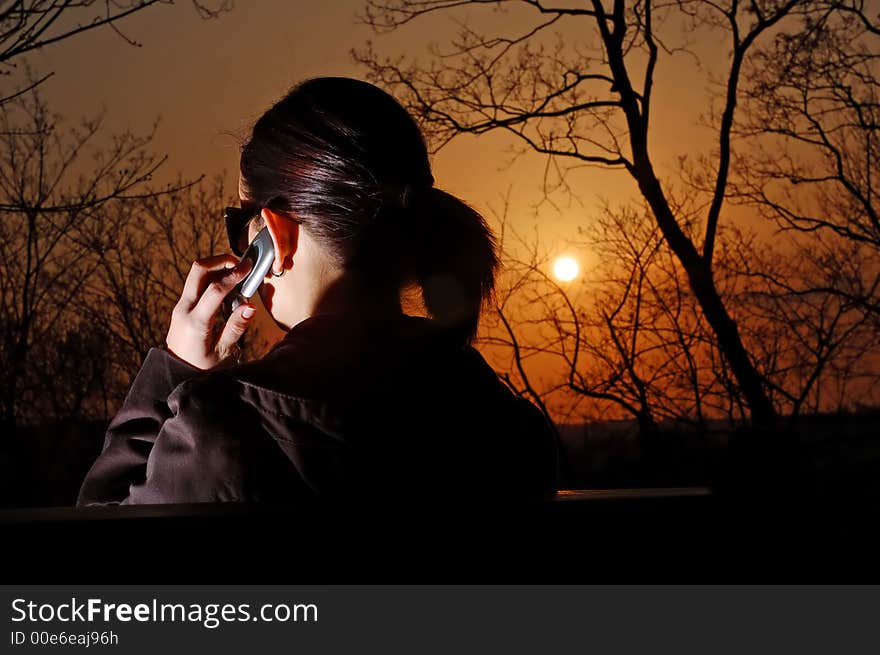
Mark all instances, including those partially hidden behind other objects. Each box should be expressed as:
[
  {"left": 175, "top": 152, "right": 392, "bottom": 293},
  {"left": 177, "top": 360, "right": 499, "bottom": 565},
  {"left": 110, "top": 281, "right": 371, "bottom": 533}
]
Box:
[{"left": 241, "top": 307, "right": 255, "bottom": 318}]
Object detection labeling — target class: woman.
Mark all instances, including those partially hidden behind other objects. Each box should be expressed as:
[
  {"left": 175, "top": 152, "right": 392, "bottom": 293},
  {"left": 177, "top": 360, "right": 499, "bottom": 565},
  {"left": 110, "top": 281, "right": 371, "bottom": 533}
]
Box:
[{"left": 77, "top": 77, "right": 559, "bottom": 506}]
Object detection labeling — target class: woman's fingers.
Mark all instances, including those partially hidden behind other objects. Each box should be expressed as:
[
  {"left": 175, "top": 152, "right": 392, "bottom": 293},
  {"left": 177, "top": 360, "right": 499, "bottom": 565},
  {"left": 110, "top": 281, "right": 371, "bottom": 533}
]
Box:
[
  {"left": 165, "top": 252, "right": 257, "bottom": 370},
  {"left": 190, "top": 257, "right": 253, "bottom": 324},
  {"left": 178, "top": 254, "right": 241, "bottom": 310},
  {"left": 215, "top": 303, "right": 257, "bottom": 360}
]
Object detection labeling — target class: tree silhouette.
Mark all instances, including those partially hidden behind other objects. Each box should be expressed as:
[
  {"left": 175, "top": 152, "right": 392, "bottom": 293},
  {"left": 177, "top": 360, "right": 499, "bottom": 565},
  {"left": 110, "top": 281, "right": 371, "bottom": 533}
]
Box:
[
  {"left": 716, "top": 225, "right": 878, "bottom": 419},
  {"left": 483, "top": 193, "right": 876, "bottom": 489},
  {"left": 484, "top": 197, "right": 731, "bottom": 431},
  {"left": 732, "top": 2, "right": 880, "bottom": 321},
  {"left": 0, "top": 0, "right": 233, "bottom": 105},
  {"left": 351, "top": 0, "right": 857, "bottom": 426},
  {"left": 0, "top": 70, "right": 195, "bottom": 434}
]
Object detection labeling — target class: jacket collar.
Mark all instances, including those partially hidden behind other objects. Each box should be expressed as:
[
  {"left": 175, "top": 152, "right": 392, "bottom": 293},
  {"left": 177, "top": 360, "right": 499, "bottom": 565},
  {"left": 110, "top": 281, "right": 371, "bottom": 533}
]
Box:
[{"left": 267, "top": 311, "right": 454, "bottom": 356}]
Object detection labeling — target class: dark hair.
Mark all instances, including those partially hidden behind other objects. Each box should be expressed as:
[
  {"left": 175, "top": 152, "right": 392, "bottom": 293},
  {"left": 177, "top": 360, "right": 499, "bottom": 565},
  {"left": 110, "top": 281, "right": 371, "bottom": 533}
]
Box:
[{"left": 238, "top": 76, "right": 497, "bottom": 345}]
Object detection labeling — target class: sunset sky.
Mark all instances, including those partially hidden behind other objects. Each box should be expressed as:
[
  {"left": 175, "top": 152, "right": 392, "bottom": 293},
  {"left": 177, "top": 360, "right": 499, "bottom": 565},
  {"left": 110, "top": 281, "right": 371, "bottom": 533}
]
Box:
[
  {"left": 23, "top": 1, "right": 747, "bottom": 252},
  {"left": 12, "top": 0, "right": 776, "bottom": 418}
]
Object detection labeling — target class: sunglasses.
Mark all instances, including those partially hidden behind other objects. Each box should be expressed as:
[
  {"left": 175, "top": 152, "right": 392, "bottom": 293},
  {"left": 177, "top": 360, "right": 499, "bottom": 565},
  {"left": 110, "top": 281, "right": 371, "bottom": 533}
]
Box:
[{"left": 224, "top": 202, "right": 302, "bottom": 257}]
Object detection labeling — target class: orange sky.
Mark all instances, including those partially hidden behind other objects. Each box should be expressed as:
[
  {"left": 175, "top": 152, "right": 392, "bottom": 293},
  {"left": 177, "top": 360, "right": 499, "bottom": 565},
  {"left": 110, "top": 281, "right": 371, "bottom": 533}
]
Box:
[
  {"left": 15, "top": 1, "right": 776, "bottom": 418},
  {"left": 23, "top": 1, "right": 746, "bottom": 240}
]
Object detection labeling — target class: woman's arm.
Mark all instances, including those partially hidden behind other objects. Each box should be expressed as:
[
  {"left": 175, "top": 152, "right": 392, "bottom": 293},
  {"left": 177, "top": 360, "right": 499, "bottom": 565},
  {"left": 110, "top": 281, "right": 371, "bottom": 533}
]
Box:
[
  {"left": 78, "top": 346, "right": 315, "bottom": 505},
  {"left": 77, "top": 253, "right": 263, "bottom": 505},
  {"left": 76, "top": 347, "right": 204, "bottom": 505}
]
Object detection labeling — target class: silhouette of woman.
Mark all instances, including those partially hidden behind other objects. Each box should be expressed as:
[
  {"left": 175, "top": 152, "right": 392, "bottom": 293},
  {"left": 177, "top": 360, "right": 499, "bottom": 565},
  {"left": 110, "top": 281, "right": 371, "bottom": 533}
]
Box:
[{"left": 77, "top": 77, "right": 559, "bottom": 506}]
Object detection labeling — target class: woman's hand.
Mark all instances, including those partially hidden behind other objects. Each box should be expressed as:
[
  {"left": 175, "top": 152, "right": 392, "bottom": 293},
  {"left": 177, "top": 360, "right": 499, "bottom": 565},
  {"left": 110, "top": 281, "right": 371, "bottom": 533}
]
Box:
[{"left": 165, "top": 254, "right": 257, "bottom": 370}]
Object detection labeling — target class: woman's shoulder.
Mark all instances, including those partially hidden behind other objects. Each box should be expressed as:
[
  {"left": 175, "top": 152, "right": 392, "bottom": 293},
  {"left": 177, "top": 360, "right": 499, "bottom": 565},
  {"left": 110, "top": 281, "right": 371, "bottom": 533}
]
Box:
[
  {"left": 162, "top": 313, "right": 523, "bottom": 425},
  {"left": 201, "top": 313, "right": 462, "bottom": 399}
]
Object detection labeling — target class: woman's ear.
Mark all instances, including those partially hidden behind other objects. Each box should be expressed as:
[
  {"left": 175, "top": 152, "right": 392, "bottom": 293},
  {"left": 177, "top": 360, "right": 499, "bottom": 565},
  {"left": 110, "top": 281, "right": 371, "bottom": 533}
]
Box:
[{"left": 261, "top": 208, "right": 299, "bottom": 276}]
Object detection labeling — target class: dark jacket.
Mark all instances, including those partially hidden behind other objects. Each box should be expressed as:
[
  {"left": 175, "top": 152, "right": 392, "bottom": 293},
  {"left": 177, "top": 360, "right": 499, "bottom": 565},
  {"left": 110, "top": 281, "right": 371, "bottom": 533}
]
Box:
[{"left": 76, "top": 311, "right": 559, "bottom": 506}]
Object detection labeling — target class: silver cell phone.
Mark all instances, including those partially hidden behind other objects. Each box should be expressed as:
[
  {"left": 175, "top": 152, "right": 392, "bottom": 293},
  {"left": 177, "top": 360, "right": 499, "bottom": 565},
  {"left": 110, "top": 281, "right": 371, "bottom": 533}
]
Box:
[{"left": 221, "top": 226, "right": 275, "bottom": 320}]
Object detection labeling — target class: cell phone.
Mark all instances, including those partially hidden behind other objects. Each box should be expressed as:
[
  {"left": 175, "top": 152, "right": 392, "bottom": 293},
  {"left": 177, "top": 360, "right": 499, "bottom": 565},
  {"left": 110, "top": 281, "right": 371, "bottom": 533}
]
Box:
[{"left": 221, "top": 226, "right": 275, "bottom": 321}]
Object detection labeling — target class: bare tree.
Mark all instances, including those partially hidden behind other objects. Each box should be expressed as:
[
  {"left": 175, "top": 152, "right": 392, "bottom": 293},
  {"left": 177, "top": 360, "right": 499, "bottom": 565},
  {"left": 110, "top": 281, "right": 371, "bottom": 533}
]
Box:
[
  {"left": 482, "top": 208, "right": 878, "bottom": 500},
  {"left": 23, "top": 316, "right": 114, "bottom": 423},
  {"left": 481, "top": 196, "right": 731, "bottom": 438},
  {"left": 0, "top": 72, "right": 194, "bottom": 434},
  {"left": 349, "top": 0, "right": 844, "bottom": 425},
  {"left": 716, "top": 225, "right": 879, "bottom": 419},
  {"left": 732, "top": 1, "right": 880, "bottom": 321},
  {"left": 0, "top": 0, "right": 233, "bottom": 105}
]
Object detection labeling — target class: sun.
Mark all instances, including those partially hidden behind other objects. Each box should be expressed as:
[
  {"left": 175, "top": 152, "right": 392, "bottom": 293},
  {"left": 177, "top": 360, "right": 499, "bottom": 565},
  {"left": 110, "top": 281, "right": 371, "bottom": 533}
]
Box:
[{"left": 552, "top": 255, "right": 580, "bottom": 282}]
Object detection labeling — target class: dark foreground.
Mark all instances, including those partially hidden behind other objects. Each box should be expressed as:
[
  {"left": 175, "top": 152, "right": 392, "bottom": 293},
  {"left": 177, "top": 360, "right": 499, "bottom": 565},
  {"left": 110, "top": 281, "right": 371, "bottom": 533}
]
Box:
[{"left": 3, "top": 486, "right": 879, "bottom": 582}]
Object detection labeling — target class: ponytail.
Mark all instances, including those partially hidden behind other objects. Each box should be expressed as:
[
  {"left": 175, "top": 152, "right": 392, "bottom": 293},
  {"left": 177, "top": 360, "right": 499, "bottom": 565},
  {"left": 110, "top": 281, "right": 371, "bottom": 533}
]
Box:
[{"left": 407, "top": 187, "right": 498, "bottom": 346}]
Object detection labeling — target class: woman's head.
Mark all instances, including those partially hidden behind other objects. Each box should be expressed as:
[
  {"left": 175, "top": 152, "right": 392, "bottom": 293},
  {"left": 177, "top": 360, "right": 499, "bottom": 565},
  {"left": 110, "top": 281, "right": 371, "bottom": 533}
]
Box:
[{"left": 236, "top": 76, "right": 497, "bottom": 345}]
